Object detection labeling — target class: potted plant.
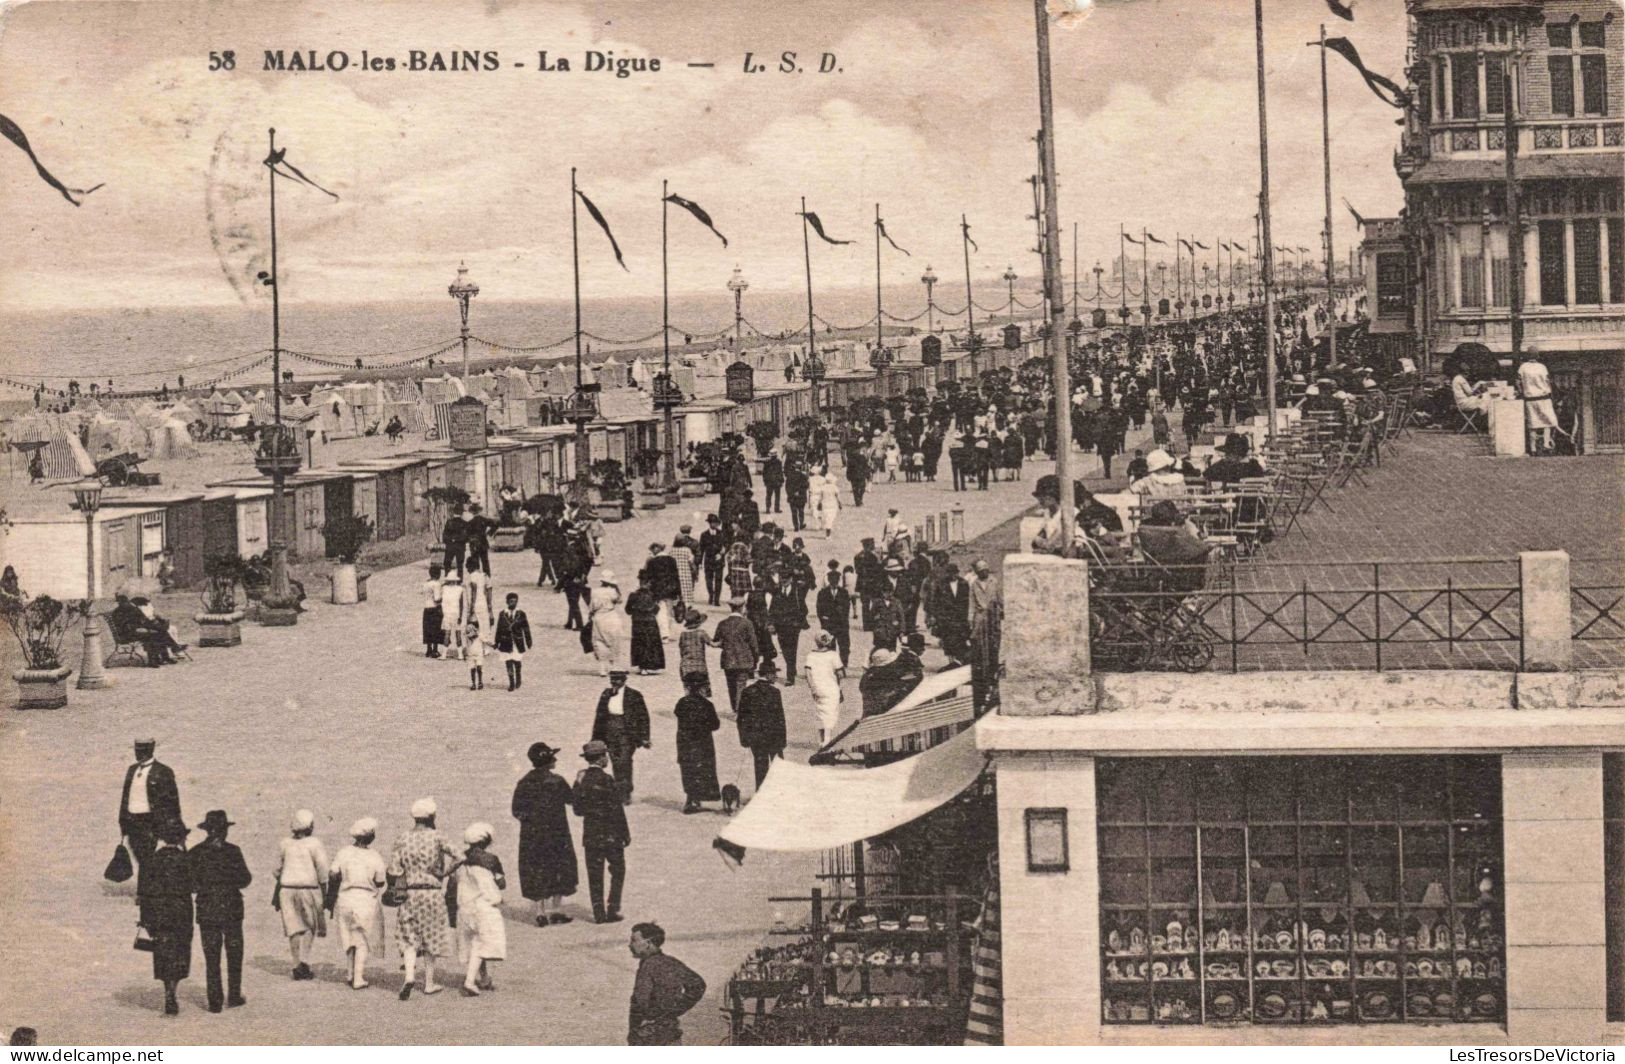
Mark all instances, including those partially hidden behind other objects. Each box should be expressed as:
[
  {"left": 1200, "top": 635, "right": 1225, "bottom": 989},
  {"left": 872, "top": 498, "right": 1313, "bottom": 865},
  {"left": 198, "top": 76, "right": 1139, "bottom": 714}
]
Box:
[
  {"left": 2, "top": 591, "right": 87, "bottom": 709},
  {"left": 195, "top": 553, "right": 247, "bottom": 647},
  {"left": 632, "top": 448, "right": 667, "bottom": 511},
  {"left": 745, "top": 419, "right": 780, "bottom": 461},
  {"left": 588, "top": 459, "right": 628, "bottom": 523},
  {"left": 321, "top": 512, "right": 375, "bottom": 605},
  {"left": 423, "top": 485, "right": 470, "bottom": 557}
]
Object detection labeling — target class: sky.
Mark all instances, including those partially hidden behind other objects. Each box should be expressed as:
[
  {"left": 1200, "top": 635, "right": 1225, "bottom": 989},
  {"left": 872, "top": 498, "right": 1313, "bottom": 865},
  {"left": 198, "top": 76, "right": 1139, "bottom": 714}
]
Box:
[{"left": 0, "top": 0, "right": 1410, "bottom": 310}]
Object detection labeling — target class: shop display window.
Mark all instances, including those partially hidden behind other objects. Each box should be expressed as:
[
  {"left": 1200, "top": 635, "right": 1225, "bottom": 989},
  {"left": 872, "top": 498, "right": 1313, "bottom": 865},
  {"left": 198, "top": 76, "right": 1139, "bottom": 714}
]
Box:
[{"left": 1099, "top": 757, "right": 1505, "bottom": 1027}]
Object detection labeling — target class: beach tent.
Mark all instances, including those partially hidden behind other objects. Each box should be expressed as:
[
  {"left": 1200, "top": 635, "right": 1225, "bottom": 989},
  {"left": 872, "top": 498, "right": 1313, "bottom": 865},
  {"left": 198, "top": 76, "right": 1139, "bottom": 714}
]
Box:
[
  {"left": 147, "top": 418, "right": 197, "bottom": 459},
  {"left": 86, "top": 413, "right": 150, "bottom": 458},
  {"left": 629, "top": 357, "right": 654, "bottom": 389},
  {"left": 421, "top": 376, "right": 467, "bottom": 404}
]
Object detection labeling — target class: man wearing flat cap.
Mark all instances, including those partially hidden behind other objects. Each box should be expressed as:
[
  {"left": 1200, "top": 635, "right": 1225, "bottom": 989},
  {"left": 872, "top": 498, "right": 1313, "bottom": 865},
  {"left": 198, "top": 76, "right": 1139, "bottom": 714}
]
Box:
[
  {"left": 572, "top": 741, "right": 630, "bottom": 924},
  {"left": 189, "top": 810, "right": 251, "bottom": 1013},
  {"left": 120, "top": 739, "right": 182, "bottom": 867},
  {"left": 714, "top": 595, "right": 759, "bottom": 714}
]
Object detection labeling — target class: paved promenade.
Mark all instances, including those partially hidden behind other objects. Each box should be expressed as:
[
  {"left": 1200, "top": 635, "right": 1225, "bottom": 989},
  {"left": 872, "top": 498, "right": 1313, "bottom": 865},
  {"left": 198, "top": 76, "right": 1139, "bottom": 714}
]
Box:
[{"left": 0, "top": 454, "right": 1055, "bottom": 1045}]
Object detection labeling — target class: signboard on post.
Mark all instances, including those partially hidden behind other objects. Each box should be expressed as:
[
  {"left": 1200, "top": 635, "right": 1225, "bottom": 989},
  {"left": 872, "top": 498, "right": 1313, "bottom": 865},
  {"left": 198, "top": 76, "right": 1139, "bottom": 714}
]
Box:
[
  {"left": 920, "top": 335, "right": 942, "bottom": 366},
  {"left": 1002, "top": 323, "right": 1022, "bottom": 349},
  {"left": 725, "top": 361, "right": 755, "bottom": 403},
  {"left": 447, "top": 395, "right": 488, "bottom": 453}
]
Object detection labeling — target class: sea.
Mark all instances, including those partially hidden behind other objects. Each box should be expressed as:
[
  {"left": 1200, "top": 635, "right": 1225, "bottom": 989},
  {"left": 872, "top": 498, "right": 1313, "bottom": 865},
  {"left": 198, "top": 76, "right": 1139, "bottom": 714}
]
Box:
[{"left": 0, "top": 279, "right": 1020, "bottom": 398}]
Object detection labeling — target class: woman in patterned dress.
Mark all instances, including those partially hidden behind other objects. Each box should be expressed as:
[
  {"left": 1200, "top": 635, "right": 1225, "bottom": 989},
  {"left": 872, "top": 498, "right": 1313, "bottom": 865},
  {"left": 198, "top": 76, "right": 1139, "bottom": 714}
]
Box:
[{"left": 387, "top": 798, "right": 462, "bottom": 1000}]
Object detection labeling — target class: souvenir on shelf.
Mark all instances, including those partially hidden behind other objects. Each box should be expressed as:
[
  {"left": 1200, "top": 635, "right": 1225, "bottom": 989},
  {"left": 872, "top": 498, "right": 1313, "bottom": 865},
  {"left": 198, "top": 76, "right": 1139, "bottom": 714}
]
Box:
[
  {"left": 1165, "top": 918, "right": 1184, "bottom": 949},
  {"left": 1214, "top": 927, "right": 1231, "bottom": 951},
  {"left": 1129, "top": 927, "right": 1146, "bottom": 955},
  {"left": 1419, "top": 881, "right": 1447, "bottom": 908},
  {"left": 1208, "top": 990, "right": 1242, "bottom": 1020},
  {"left": 1183, "top": 926, "right": 1199, "bottom": 952},
  {"left": 1350, "top": 879, "right": 1373, "bottom": 906},
  {"left": 1263, "top": 880, "right": 1290, "bottom": 906},
  {"left": 1108, "top": 929, "right": 1123, "bottom": 953}
]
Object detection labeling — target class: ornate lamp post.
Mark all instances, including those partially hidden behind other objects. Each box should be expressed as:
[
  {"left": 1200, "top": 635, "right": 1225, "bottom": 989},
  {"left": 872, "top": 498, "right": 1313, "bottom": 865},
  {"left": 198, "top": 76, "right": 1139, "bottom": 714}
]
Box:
[
  {"left": 920, "top": 265, "right": 938, "bottom": 335},
  {"left": 1157, "top": 263, "right": 1168, "bottom": 314},
  {"left": 1002, "top": 266, "right": 1018, "bottom": 321},
  {"left": 727, "top": 267, "right": 749, "bottom": 352},
  {"left": 1093, "top": 261, "right": 1104, "bottom": 300},
  {"left": 448, "top": 262, "right": 480, "bottom": 382},
  {"left": 73, "top": 479, "right": 108, "bottom": 690}
]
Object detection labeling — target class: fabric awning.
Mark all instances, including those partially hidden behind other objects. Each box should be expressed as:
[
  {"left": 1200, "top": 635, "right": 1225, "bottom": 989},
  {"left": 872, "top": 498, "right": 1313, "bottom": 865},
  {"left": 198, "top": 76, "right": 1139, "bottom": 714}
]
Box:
[
  {"left": 813, "top": 665, "right": 977, "bottom": 762},
  {"left": 717, "top": 720, "right": 987, "bottom": 854}
]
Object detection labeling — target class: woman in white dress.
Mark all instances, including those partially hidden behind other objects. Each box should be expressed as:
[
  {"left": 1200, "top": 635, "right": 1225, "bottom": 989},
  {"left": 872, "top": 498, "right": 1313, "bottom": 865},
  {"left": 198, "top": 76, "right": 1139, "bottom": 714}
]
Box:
[
  {"left": 274, "top": 809, "right": 329, "bottom": 981},
  {"left": 456, "top": 823, "right": 506, "bottom": 996},
  {"left": 330, "top": 818, "right": 387, "bottom": 990},
  {"left": 816, "top": 475, "right": 842, "bottom": 539},
  {"left": 589, "top": 573, "right": 626, "bottom": 676},
  {"left": 802, "top": 630, "right": 845, "bottom": 743},
  {"left": 439, "top": 573, "right": 466, "bottom": 661}
]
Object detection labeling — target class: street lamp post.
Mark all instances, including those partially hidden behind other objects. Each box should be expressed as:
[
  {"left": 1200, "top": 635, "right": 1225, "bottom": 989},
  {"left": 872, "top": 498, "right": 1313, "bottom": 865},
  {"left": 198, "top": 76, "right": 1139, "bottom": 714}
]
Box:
[
  {"left": 727, "top": 267, "right": 749, "bottom": 353},
  {"left": 805, "top": 349, "right": 825, "bottom": 416},
  {"left": 73, "top": 479, "right": 108, "bottom": 690},
  {"left": 448, "top": 262, "right": 479, "bottom": 383},
  {"left": 1002, "top": 266, "right": 1018, "bottom": 322},
  {"left": 921, "top": 265, "right": 937, "bottom": 335},
  {"left": 1157, "top": 263, "right": 1168, "bottom": 314},
  {"left": 1093, "top": 261, "right": 1104, "bottom": 302}
]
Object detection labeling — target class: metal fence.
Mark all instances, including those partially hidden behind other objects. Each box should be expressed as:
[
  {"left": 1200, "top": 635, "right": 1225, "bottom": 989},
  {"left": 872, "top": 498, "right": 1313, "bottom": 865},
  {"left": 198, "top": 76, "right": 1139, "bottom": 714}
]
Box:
[{"left": 1086, "top": 557, "right": 1624, "bottom": 674}]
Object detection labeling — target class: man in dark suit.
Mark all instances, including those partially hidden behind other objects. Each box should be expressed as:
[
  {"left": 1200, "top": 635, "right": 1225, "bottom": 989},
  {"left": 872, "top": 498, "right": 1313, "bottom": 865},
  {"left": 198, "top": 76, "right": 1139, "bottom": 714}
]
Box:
[
  {"left": 640, "top": 543, "right": 682, "bottom": 641},
  {"left": 698, "top": 515, "right": 725, "bottom": 606},
  {"left": 736, "top": 662, "right": 788, "bottom": 790},
  {"left": 462, "top": 503, "right": 497, "bottom": 576},
  {"left": 441, "top": 502, "right": 468, "bottom": 576},
  {"left": 933, "top": 564, "right": 972, "bottom": 664},
  {"left": 853, "top": 539, "right": 886, "bottom": 632},
  {"left": 759, "top": 453, "right": 784, "bottom": 514},
  {"left": 109, "top": 594, "right": 180, "bottom": 667},
  {"left": 493, "top": 592, "right": 533, "bottom": 691},
  {"left": 120, "top": 739, "right": 182, "bottom": 866},
  {"left": 784, "top": 460, "right": 809, "bottom": 531},
  {"left": 572, "top": 741, "right": 630, "bottom": 924},
  {"left": 714, "top": 596, "right": 759, "bottom": 714},
  {"left": 815, "top": 569, "right": 851, "bottom": 668},
  {"left": 591, "top": 672, "right": 651, "bottom": 804},
  {"left": 188, "top": 809, "right": 251, "bottom": 1013}
]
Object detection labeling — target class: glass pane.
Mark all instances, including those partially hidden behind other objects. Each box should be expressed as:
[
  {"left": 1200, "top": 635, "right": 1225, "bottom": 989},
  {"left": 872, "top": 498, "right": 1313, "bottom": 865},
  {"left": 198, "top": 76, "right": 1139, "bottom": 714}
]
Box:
[
  {"left": 1301, "top": 826, "right": 1350, "bottom": 904},
  {"left": 1148, "top": 760, "right": 1195, "bottom": 822},
  {"left": 1402, "top": 826, "right": 1451, "bottom": 907},
  {"left": 1101, "top": 827, "right": 1146, "bottom": 859},
  {"left": 1453, "top": 757, "right": 1502, "bottom": 820},
  {"left": 1352, "top": 826, "right": 1400, "bottom": 904},
  {"left": 1301, "top": 761, "right": 1349, "bottom": 821},
  {"left": 1247, "top": 760, "right": 1296, "bottom": 821},
  {"left": 1100, "top": 760, "right": 1150, "bottom": 822},
  {"left": 1579, "top": 21, "right": 1605, "bottom": 48},
  {"left": 1200, "top": 828, "right": 1246, "bottom": 907},
  {"left": 1352, "top": 759, "right": 1401, "bottom": 820},
  {"left": 1547, "top": 22, "right": 1572, "bottom": 49},
  {"left": 1196, "top": 760, "right": 1246, "bottom": 822},
  {"left": 1400, "top": 758, "right": 1450, "bottom": 819}
]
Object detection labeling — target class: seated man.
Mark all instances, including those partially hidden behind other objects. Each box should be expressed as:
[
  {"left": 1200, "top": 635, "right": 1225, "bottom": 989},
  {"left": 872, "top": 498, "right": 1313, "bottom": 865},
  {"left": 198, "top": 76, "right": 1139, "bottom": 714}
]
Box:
[
  {"left": 1138, "top": 501, "right": 1212, "bottom": 585},
  {"left": 109, "top": 594, "right": 183, "bottom": 667}
]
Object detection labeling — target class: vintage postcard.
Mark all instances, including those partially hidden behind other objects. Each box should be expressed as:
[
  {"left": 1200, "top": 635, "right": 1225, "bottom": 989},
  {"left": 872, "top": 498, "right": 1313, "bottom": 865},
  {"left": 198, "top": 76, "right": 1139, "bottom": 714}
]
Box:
[{"left": 0, "top": 0, "right": 1621, "bottom": 1051}]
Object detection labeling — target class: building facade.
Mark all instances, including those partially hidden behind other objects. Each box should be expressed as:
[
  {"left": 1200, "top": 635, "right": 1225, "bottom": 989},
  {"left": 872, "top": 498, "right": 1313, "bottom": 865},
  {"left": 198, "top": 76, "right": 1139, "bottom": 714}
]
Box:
[
  {"left": 1395, "top": 0, "right": 1624, "bottom": 450},
  {"left": 983, "top": 552, "right": 1624, "bottom": 1046}
]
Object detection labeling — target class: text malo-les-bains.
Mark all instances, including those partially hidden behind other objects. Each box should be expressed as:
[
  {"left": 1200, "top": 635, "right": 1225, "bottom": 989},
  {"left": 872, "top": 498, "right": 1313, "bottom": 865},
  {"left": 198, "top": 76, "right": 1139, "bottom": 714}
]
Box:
[{"left": 261, "top": 50, "right": 664, "bottom": 76}]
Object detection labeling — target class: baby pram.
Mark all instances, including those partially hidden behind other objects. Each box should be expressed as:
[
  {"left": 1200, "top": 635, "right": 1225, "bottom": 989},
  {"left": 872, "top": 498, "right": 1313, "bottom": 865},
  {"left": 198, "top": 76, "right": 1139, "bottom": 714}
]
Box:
[{"left": 1083, "top": 529, "right": 1222, "bottom": 673}]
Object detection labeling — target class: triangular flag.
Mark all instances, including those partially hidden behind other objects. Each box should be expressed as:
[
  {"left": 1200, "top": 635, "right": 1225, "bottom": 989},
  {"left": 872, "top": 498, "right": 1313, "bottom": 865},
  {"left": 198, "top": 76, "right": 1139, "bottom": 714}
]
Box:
[
  {"left": 1327, "top": 0, "right": 1356, "bottom": 21},
  {"left": 876, "top": 217, "right": 911, "bottom": 257},
  {"left": 0, "top": 112, "right": 103, "bottom": 206},
  {"left": 1343, "top": 198, "right": 1367, "bottom": 227},
  {"left": 1145, "top": 232, "right": 1168, "bottom": 246},
  {"left": 665, "top": 192, "right": 728, "bottom": 247},
  {"left": 1189, "top": 239, "right": 1210, "bottom": 250},
  {"left": 962, "top": 220, "right": 979, "bottom": 253},
  {"left": 801, "top": 210, "right": 852, "bottom": 246},
  {"left": 1123, "top": 232, "right": 1143, "bottom": 245},
  {"left": 577, "top": 186, "right": 629, "bottom": 270},
  {"left": 1322, "top": 37, "right": 1410, "bottom": 109},
  {"left": 266, "top": 148, "right": 339, "bottom": 200}
]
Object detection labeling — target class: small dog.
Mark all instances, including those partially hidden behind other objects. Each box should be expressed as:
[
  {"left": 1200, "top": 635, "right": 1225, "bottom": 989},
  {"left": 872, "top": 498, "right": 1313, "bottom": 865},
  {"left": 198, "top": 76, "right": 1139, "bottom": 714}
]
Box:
[{"left": 720, "top": 783, "right": 741, "bottom": 814}]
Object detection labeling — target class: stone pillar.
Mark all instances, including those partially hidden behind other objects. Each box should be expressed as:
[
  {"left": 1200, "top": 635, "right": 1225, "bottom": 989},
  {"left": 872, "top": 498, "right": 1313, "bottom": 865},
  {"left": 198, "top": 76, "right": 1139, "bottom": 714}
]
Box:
[
  {"left": 995, "top": 753, "right": 1099, "bottom": 1045},
  {"left": 1501, "top": 750, "right": 1608, "bottom": 1045},
  {"left": 1519, "top": 550, "right": 1572, "bottom": 672},
  {"left": 938, "top": 511, "right": 949, "bottom": 545},
  {"left": 924, "top": 514, "right": 937, "bottom": 545},
  {"left": 949, "top": 506, "right": 965, "bottom": 544},
  {"left": 1000, "top": 554, "right": 1092, "bottom": 716}
]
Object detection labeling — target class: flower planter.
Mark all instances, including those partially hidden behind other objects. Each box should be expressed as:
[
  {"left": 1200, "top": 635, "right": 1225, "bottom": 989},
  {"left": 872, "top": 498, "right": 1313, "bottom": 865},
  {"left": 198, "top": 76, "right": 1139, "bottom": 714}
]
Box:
[
  {"left": 592, "top": 489, "right": 624, "bottom": 523},
  {"left": 492, "top": 526, "right": 527, "bottom": 553},
  {"left": 14, "top": 666, "right": 73, "bottom": 710},
  {"left": 357, "top": 572, "right": 370, "bottom": 603},
  {"left": 680, "top": 477, "right": 709, "bottom": 499},
  {"left": 193, "top": 611, "right": 245, "bottom": 647},
  {"left": 663, "top": 485, "right": 682, "bottom": 505},
  {"left": 636, "top": 486, "right": 667, "bottom": 511},
  {"left": 259, "top": 601, "right": 300, "bottom": 626},
  {"left": 330, "top": 562, "right": 361, "bottom": 605}
]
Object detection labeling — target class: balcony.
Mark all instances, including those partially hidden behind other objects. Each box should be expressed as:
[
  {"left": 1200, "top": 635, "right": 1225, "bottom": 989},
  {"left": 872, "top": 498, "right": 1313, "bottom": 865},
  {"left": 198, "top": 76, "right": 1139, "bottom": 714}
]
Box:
[
  {"left": 1423, "top": 118, "right": 1624, "bottom": 162},
  {"left": 1431, "top": 306, "right": 1625, "bottom": 353}
]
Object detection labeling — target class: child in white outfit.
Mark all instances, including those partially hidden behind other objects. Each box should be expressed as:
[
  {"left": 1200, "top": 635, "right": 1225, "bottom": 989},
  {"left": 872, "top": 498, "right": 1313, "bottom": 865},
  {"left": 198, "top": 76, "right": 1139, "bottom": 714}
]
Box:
[{"left": 466, "top": 619, "right": 486, "bottom": 690}]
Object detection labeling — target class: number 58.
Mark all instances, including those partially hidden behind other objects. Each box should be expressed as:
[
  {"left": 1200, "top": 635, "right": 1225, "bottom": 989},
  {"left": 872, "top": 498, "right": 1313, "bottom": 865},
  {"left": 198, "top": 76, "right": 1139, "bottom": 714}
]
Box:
[{"left": 209, "top": 50, "right": 236, "bottom": 71}]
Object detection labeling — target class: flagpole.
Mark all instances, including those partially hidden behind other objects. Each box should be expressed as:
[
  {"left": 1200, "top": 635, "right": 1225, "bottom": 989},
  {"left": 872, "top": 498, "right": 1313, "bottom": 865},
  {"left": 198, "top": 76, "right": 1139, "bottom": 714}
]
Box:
[
  {"left": 961, "top": 214, "right": 977, "bottom": 376},
  {"left": 1072, "top": 221, "right": 1080, "bottom": 327},
  {"left": 802, "top": 197, "right": 819, "bottom": 415},
  {"left": 266, "top": 127, "right": 292, "bottom": 608},
  {"left": 1119, "top": 223, "right": 1127, "bottom": 318},
  {"left": 1504, "top": 66, "right": 1524, "bottom": 365},
  {"left": 1175, "top": 233, "right": 1183, "bottom": 319},
  {"left": 1254, "top": 0, "right": 1278, "bottom": 442},
  {"left": 1141, "top": 228, "right": 1149, "bottom": 324},
  {"left": 1319, "top": 23, "right": 1337, "bottom": 370},
  {"left": 1214, "top": 237, "right": 1222, "bottom": 319},
  {"left": 571, "top": 167, "right": 590, "bottom": 479},
  {"left": 1033, "top": 0, "right": 1074, "bottom": 553},
  {"left": 662, "top": 178, "right": 677, "bottom": 494},
  {"left": 874, "top": 203, "right": 883, "bottom": 362}
]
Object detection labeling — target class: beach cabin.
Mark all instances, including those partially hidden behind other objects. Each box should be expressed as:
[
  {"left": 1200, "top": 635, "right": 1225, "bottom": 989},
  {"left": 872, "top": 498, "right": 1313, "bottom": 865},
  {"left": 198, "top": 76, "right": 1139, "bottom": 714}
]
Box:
[{"left": 349, "top": 470, "right": 378, "bottom": 529}]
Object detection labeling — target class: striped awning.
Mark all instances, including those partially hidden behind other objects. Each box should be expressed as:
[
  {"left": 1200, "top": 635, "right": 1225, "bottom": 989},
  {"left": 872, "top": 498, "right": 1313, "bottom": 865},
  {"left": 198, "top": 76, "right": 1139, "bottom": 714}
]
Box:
[{"left": 814, "top": 666, "right": 978, "bottom": 763}]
